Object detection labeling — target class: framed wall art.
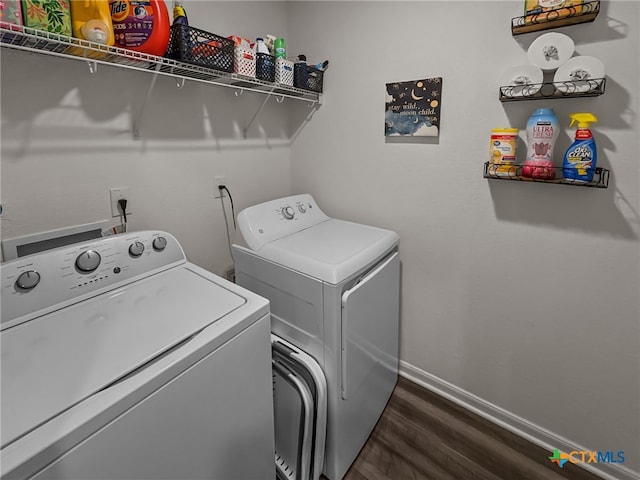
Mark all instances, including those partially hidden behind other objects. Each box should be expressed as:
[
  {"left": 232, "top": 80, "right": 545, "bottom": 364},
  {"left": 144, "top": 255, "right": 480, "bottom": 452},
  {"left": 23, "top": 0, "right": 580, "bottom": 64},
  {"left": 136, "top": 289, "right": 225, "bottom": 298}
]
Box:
[{"left": 385, "top": 77, "right": 442, "bottom": 137}]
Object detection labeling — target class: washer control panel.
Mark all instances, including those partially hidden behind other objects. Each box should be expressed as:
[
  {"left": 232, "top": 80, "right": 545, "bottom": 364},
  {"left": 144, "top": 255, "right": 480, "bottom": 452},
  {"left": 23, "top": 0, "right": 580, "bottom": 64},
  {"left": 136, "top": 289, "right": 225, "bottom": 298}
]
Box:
[
  {"left": 237, "top": 194, "right": 330, "bottom": 251},
  {"left": 1, "top": 231, "right": 185, "bottom": 328}
]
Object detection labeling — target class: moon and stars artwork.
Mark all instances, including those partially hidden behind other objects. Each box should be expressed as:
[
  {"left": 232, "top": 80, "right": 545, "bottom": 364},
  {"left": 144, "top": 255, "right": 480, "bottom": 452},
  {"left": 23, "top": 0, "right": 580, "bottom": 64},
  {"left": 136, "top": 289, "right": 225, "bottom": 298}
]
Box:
[{"left": 385, "top": 78, "right": 442, "bottom": 137}]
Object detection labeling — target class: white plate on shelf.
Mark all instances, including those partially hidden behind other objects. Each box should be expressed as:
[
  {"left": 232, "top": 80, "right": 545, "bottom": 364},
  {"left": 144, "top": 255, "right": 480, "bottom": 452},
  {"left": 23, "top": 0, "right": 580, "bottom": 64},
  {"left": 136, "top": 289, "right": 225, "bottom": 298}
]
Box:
[
  {"left": 553, "top": 56, "right": 605, "bottom": 93},
  {"left": 498, "top": 65, "right": 544, "bottom": 97},
  {"left": 527, "top": 32, "right": 575, "bottom": 71}
]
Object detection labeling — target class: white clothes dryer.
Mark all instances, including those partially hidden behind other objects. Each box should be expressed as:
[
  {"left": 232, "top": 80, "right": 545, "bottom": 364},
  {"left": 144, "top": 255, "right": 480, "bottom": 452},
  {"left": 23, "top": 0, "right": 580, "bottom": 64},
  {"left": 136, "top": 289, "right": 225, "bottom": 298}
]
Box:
[
  {"left": 1, "top": 231, "right": 275, "bottom": 480},
  {"left": 233, "top": 194, "right": 400, "bottom": 480}
]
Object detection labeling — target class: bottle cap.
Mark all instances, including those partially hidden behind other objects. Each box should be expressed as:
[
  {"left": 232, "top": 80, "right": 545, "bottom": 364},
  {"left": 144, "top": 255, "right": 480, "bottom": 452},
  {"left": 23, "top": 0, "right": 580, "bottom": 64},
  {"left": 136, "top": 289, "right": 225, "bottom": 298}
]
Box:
[{"left": 81, "top": 20, "right": 109, "bottom": 44}]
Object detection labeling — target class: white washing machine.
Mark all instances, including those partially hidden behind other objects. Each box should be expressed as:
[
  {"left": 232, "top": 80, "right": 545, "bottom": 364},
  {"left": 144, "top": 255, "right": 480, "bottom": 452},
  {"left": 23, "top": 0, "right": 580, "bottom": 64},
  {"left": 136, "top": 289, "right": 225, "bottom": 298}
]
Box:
[
  {"left": 1, "top": 231, "right": 275, "bottom": 480},
  {"left": 233, "top": 194, "right": 400, "bottom": 480}
]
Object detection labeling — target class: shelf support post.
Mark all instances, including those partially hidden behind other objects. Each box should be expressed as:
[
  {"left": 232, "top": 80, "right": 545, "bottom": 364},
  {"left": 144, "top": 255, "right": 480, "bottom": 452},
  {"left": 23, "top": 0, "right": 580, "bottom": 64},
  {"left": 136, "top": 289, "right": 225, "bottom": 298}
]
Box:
[
  {"left": 132, "top": 63, "right": 162, "bottom": 140},
  {"left": 86, "top": 60, "right": 98, "bottom": 74},
  {"left": 242, "top": 88, "right": 276, "bottom": 138}
]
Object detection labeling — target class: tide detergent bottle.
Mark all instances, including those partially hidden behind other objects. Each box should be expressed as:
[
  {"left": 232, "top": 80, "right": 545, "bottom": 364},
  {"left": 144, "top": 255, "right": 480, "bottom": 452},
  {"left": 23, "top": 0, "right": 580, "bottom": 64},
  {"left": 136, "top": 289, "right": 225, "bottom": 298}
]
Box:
[
  {"left": 71, "top": 0, "right": 115, "bottom": 45},
  {"left": 109, "top": 0, "right": 170, "bottom": 56},
  {"left": 562, "top": 113, "right": 598, "bottom": 183}
]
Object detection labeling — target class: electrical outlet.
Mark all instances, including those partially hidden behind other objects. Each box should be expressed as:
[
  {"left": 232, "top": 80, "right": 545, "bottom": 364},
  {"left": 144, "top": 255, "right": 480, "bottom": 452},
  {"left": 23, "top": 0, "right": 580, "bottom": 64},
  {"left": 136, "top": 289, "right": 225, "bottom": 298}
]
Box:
[
  {"left": 110, "top": 187, "right": 131, "bottom": 217},
  {"left": 214, "top": 176, "right": 226, "bottom": 199}
]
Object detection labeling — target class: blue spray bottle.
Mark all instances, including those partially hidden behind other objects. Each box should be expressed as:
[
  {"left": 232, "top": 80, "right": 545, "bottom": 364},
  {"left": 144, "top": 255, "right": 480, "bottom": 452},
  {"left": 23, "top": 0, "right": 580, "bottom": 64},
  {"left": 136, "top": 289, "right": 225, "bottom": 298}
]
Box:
[{"left": 562, "top": 113, "right": 598, "bottom": 183}]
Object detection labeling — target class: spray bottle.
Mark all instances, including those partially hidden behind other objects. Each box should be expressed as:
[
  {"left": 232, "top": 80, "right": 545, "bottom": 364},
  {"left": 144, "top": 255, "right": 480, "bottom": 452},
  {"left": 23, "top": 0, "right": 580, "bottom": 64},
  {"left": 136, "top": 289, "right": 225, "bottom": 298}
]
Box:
[
  {"left": 562, "top": 113, "right": 598, "bottom": 183},
  {"left": 172, "top": 0, "right": 188, "bottom": 25}
]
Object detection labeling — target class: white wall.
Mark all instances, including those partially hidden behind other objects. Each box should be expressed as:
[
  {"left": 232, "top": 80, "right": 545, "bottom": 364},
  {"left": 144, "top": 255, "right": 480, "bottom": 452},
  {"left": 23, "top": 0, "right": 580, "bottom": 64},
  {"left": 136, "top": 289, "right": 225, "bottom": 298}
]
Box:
[
  {"left": 1, "top": 1, "right": 294, "bottom": 275},
  {"left": 1, "top": 0, "right": 639, "bottom": 477},
  {"left": 288, "top": 0, "right": 640, "bottom": 476}
]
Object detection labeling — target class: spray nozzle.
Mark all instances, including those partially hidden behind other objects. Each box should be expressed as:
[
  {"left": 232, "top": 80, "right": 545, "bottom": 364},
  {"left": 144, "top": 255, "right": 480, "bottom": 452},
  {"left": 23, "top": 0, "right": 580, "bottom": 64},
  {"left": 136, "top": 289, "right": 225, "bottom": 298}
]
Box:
[{"left": 569, "top": 112, "right": 598, "bottom": 128}]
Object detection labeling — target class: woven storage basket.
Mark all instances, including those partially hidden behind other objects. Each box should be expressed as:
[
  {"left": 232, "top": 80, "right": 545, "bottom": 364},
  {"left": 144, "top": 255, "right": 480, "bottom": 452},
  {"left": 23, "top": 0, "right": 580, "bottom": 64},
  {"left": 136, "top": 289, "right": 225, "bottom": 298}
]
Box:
[
  {"left": 234, "top": 45, "right": 256, "bottom": 77},
  {"left": 166, "top": 24, "right": 234, "bottom": 73},
  {"left": 275, "top": 58, "right": 294, "bottom": 86},
  {"left": 294, "top": 63, "right": 324, "bottom": 93},
  {"left": 256, "top": 53, "right": 276, "bottom": 82}
]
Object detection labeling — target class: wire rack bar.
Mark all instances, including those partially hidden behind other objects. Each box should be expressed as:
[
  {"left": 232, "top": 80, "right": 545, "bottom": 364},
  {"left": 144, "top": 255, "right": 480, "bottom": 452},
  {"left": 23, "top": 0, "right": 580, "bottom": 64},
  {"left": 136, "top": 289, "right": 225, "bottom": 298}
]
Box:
[
  {"left": 499, "top": 78, "right": 605, "bottom": 102},
  {"left": 0, "top": 23, "right": 320, "bottom": 104},
  {"left": 512, "top": 0, "right": 600, "bottom": 35},
  {"left": 483, "top": 162, "right": 609, "bottom": 188}
]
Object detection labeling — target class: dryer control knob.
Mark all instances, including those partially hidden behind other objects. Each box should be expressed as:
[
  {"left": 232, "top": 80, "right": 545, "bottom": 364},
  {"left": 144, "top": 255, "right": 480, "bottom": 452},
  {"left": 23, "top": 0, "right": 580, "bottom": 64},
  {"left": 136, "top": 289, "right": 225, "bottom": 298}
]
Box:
[
  {"left": 282, "top": 206, "right": 295, "bottom": 220},
  {"left": 129, "top": 241, "right": 145, "bottom": 257},
  {"left": 76, "top": 250, "right": 101, "bottom": 272},
  {"left": 153, "top": 236, "right": 167, "bottom": 251},
  {"left": 297, "top": 203, "right": 306, "bottom": 213},
  {"left": 16, "top": 270, "right": 40, "bottom": 290}
]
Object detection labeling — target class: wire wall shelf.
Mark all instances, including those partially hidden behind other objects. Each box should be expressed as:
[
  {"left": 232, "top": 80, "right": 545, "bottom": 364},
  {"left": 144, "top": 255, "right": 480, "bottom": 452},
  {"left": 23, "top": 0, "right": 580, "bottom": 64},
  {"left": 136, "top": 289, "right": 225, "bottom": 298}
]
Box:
[
  {"left": 0, "top": 23, "right": 321, "bottom": 104},
  {"left": 499, "top": 78, "right": 605, "bottom": 102},
  {"left": 511, "top": 0, "right": 600, "bottom": 35},
  {"left": 483, "top": 162, "right": 609, "bottom": 188}
]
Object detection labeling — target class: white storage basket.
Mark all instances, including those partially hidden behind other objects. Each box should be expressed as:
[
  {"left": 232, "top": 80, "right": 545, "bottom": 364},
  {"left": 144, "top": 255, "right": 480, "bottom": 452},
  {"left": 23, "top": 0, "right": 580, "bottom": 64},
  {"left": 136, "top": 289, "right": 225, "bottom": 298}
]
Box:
[
  {"left": 234, "top": 45, "right": 256, "bottom": 77},
  {"left": 275, "top": 58, "right": 294, "bottom": 86}
]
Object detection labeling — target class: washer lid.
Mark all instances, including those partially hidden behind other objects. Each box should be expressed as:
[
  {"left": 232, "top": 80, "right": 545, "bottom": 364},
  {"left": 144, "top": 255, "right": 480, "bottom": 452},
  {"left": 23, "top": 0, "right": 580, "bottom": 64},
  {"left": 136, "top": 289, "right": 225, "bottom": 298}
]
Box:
[
  {"left": 258, "top": 219, "right": 398, "bottom": 284},
  {"left": 0, "top": 266, "right": 246, "bottom": 449}
]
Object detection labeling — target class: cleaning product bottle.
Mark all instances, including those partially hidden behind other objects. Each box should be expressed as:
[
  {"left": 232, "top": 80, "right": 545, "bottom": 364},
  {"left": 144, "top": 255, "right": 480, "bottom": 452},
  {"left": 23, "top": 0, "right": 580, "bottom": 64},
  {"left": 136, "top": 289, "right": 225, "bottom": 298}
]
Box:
[
  {"left": 255, "top": 37, "right": 269, "bottom": 55},
  {"left": 172, "top": 0, "right": 188, "bottom": 25},
  {"left": 274, "top": 37, "right": 286, "bottom": 59},
  {"left": 522, "top": 107, "right": 559, "bottom": 180},
  {"left": 109, "top": 0, "right": 170, "bottom": 56},
  {"left": 563, "top": 113, "right": 598, "bottom": 183},
  {"left": 71, "top": 0, "right": 115, "bottom": 45}
]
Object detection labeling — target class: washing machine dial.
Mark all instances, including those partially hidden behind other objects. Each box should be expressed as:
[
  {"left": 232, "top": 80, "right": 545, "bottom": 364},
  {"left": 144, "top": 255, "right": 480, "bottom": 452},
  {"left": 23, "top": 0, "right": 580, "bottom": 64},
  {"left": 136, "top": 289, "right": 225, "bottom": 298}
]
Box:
[
  {"left": 76, "top": 250, "right": 101, "bottom": 272},
  {"left": 153, "top": 236, "right": 167, "bottom": 251},
  {"left": 129, "top": 241, "right": 145, "bottom": 257},
  {"left": 297, "top": 203, "right": 306, "bottom": 213},
  {"left": 16, "top": 270, "right": 40, "bottom": 290},
  {"left": 282, "top": 206, "right": 295, "bottom": 220}
]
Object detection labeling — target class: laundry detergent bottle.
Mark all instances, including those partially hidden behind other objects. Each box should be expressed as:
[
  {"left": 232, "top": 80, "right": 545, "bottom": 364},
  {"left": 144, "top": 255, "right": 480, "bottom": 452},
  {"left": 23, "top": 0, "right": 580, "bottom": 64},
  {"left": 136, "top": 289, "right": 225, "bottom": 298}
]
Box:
[
  {"left": 563, "top": 113, "right": 598, "bottom": 183},
  {"left": 522, "top": 108, "right": 559, "bottom": 180},
  {"left": 109, "top": 0, "right": 170, "bottom": 56},
  {"left": 71, "top": 0, "right": 115, "bottom": 45}
]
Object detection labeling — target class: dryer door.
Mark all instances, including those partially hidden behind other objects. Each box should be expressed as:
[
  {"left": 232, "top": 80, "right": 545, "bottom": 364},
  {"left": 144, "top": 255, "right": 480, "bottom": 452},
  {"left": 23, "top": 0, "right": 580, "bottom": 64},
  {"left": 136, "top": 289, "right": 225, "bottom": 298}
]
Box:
[{"left": 340, "top": 252, "right": 400, "bottom": 400}]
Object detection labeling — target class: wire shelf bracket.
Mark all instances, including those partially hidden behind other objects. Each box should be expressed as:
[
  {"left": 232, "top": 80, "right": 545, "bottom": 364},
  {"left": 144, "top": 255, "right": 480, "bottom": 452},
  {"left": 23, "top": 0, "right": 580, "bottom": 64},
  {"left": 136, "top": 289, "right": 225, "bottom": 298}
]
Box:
[{"left": 0, "top": 23, "right": 323, "bottom": 139}]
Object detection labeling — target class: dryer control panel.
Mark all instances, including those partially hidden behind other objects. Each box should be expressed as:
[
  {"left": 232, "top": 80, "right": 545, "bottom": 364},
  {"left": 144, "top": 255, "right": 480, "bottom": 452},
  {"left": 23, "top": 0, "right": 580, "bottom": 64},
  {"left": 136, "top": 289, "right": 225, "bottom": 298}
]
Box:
[
  {"left": 237, "top": 194, "right": 330, "bottom": 251},
  {"left": 1, "top": 231, "right": 185, "bottom": 329}
]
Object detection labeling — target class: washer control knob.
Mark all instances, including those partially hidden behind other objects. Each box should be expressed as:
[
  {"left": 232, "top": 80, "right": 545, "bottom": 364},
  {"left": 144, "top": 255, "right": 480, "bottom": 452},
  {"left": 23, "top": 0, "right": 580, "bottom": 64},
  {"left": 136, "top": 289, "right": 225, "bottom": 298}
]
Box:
[
  {"left": 76, "top": 250, "right": 101, "bottom": 272},
  {"left": 153, "top": 236, "right": 167, "bottom": 251},
  {"left": 282, "top": 206, "right": 295, "bottom": 220},
  {"left": 129, "top": 241, "right": 145, "bottom": 257},
  {"left": 297, "top": 204, "right": 306, "bottom": 213},
  {"left": 16, "top": 270, "right": 40, "bottom": 290}
]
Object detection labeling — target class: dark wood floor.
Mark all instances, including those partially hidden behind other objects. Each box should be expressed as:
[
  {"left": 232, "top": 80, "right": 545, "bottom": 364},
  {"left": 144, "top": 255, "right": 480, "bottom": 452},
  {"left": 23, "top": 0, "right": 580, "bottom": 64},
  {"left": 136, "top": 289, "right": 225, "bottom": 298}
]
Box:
[{"left": 328, "top": 376, "right": 604, "bottom": 480}]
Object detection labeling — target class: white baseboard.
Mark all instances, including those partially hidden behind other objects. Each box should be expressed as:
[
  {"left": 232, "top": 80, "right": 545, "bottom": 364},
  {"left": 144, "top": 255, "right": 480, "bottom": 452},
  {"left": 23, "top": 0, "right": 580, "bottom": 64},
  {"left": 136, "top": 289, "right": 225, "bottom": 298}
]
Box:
[{"left": 399, "top": 361, "right": 639, "bottom": 480}]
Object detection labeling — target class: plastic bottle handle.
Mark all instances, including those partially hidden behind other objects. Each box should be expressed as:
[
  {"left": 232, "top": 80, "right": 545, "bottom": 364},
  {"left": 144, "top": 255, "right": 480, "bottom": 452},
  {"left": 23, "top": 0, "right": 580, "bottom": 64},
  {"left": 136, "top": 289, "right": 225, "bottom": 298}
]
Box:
[{"left": 81, "top": 19, "right": 109, "bottom": 44}]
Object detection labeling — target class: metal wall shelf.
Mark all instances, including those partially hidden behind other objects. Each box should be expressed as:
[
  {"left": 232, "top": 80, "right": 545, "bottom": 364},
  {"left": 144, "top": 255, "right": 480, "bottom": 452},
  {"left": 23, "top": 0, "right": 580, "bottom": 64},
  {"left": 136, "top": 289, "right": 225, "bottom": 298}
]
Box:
[
  {"left": 511, "top": 0, "right": 600, "bottom": 35},
  {"left": 0, "top": 23, "right": 321, "bottom": 105},
  {"left": 499, "top": 78, "right": 605, "bottom": 102},
  {"left": 483, "top": 162, "right": 609, "bottom": 188},
  {"left": 1, "top": 23, "right": 322, "bottom": 139}
]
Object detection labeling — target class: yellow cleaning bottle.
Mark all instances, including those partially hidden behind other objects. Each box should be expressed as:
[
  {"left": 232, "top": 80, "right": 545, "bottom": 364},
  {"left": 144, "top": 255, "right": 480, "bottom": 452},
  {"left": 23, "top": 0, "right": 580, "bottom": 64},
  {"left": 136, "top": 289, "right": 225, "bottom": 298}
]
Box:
[{"left": 70, "top": 0, "right": 115, "bottom": 45}]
